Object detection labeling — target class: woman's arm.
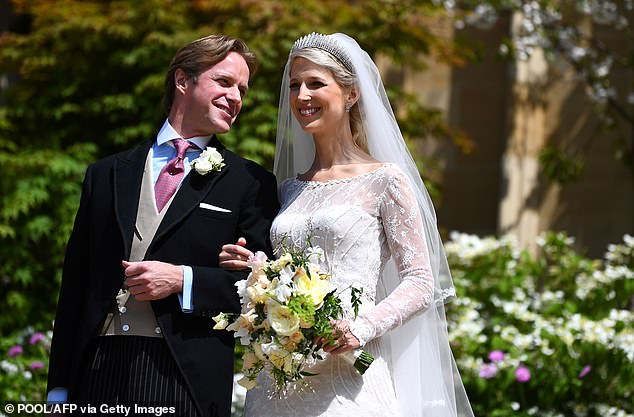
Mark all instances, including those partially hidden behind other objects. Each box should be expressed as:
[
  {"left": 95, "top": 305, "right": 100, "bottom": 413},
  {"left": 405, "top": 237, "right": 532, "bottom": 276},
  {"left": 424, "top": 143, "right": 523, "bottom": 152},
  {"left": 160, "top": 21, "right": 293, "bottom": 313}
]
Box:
[{"left": 350, "top": 168, "right": 435, "bottom": 345}]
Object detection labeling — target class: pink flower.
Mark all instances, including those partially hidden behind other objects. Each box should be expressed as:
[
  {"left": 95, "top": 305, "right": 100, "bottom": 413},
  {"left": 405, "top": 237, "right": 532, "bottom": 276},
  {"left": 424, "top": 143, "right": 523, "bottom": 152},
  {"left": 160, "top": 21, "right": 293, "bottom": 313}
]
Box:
[
  {"left": 29, "top": 361, "right": 45, "bottom": 370},
  {"left": 578, "top": 365, "right": 591, "bottom": 379},
  {"left": 247, "top": 251, "right": 268, "bottom": 271},
  {"left": 515, "top": 366, "right": 531, "bottom": 383},
  {"left": 29, "top": 332, "right": 45, "bottom": 345},
  {"left": 488, "top": 350, "right": 505, "bottom": 363},
  {"left": 8, "top": 345, "right": 23, "bottom": 357},
  {"left": 479, "top": 363, "right": 498, "bottom": 379}
]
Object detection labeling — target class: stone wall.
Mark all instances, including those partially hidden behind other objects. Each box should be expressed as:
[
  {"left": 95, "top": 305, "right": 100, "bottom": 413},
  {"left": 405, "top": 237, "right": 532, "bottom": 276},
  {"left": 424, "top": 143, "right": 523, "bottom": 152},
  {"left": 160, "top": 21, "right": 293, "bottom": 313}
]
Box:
[{"left": 397, "top": 14, "right": 632, "bottom": 257}]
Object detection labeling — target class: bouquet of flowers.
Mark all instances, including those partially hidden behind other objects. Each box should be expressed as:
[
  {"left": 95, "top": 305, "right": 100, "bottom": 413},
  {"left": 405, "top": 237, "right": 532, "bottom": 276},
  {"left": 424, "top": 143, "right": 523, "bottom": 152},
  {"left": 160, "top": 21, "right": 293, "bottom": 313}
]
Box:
[{"left": 213, "top": 238, "right": 374, "bottom": 396}]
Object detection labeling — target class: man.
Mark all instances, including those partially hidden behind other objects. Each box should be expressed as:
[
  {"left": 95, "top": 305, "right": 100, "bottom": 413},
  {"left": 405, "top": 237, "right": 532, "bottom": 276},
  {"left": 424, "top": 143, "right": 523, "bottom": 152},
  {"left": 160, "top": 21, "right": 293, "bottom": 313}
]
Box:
[{"left": 47, "top": 34, "right": 279, "bottom": 417}]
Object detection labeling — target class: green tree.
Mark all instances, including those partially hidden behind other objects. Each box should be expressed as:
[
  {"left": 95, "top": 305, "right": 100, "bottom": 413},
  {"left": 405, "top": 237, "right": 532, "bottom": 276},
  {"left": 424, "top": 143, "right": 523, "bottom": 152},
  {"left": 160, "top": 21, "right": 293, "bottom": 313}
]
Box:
[{"left": 0, "top": 0, "right": 468, "bottom": 334}]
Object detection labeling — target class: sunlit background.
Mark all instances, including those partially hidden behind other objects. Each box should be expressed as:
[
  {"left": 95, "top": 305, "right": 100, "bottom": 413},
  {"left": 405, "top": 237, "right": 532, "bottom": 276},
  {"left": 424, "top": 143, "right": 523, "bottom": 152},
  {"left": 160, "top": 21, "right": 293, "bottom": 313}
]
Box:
[{"left": 1, "top": 1, "right": 632, "bottom": 416}]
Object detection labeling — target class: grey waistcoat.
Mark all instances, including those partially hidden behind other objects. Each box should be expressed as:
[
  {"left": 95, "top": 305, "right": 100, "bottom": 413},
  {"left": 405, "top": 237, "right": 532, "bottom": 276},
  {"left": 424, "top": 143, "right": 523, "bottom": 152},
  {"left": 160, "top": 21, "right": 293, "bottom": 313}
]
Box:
[{"left": 100, "top": 149, "right": 180, "bottom": 338}]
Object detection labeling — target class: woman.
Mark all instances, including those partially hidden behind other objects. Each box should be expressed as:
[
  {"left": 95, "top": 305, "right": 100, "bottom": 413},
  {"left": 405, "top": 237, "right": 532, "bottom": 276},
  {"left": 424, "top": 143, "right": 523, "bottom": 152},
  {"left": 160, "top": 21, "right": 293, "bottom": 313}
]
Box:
[{"left": 221, "top": 33, "right": 474, "bottom": 417}]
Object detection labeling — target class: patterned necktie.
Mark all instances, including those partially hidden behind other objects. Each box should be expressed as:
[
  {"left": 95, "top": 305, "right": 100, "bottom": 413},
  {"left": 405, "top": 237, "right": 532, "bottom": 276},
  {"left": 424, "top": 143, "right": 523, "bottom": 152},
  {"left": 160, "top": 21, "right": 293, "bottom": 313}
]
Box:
[{"left": 154, "top": 139, "right": 194, "bottom": 212}]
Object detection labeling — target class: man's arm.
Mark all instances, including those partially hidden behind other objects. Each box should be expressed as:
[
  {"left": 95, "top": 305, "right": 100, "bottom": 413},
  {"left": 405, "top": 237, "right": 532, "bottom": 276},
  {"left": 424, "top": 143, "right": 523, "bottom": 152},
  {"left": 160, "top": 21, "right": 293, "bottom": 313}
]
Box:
[
  {"left": 47, "top": 166, "right": 93, "bottom": 393},
  {"left": 120, "top": 261, "right": 193, "bottom": 311},
  {"left": 120, "top": 167, "right": 279, "bottom": 317},
  {"left": 190, "top": 168, "right": 279, "bottom": 316}
]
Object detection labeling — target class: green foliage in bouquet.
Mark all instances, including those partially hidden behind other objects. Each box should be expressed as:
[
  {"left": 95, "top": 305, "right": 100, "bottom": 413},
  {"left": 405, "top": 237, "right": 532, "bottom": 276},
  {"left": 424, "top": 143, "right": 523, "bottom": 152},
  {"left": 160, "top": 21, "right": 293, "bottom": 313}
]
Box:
[
  {"left": 215, "top": 238, "right": 368, "bottom": 396},
  {"left": 445, "top": 232, "right": 634, "bottom": 417}
]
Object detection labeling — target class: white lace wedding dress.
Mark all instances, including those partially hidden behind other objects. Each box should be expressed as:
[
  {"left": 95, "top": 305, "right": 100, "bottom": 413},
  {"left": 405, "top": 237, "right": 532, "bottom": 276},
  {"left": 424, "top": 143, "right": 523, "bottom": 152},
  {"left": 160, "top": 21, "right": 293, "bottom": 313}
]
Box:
[{"left": 243, "top": 163, "right": 435, "bottom": 417}]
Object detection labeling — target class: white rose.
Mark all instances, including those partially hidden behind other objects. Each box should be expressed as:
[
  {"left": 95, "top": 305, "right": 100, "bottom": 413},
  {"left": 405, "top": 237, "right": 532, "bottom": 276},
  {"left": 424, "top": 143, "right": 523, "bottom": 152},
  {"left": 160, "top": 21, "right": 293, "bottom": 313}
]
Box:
[
  {"left": 192, "top": 158, "right": 214, "bottom": 175},
  {"left": 205, "top": 147, "right": 223, "bottom": 164},
  {"left": 191, "top": 146, "right": 225, "bottom": 175},
  {"left": 268, "top": 304, "right": 300, "bottom": 336}
]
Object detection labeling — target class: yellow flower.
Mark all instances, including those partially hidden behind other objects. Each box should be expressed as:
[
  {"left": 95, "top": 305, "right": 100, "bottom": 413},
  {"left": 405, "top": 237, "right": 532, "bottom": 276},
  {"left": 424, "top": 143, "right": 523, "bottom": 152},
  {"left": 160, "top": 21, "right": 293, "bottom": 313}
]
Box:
[
  {"left": 212, "top": 313, "right": 229, "bottom": 330},
  {"left": 226, "top": 309, "right": 257, "bottom": 332},
  {"left": 268, "top": 347, "right": 294, "bottom": 373},
  {"left": 268, "top": 305, "right": 300, "bottom": 336},
  {"left": 247, "top": 269, "right": 270, "bottom": 288},
  {"left": 292, "top": 266, "right": 308, "bottom": 282},
  {"left": 289, "top": 330, "right": 304, "bottom": 343},
  {"left": 284, "top": 330, "right": 304, "bottom": 351},
  {"left": 296, "top": 269, "right": 332, "bottom": 307},
  {"left": 246, "top": 283, "right": 269, "bottom": 304},
  {"left": 299, "top": 317, "right": 314, "bottom": 328},
  {"left": 237, "top": 376, "right": 258, "bottom": 390},
  {"left": 253, "top": 342, "right": 267, "bottom": 362},
  {"left": 271, "top": 253, "right": 293, "bottom": 272},
  {"left": 242, "top": 351, "right": 259, "bottom": 370}
]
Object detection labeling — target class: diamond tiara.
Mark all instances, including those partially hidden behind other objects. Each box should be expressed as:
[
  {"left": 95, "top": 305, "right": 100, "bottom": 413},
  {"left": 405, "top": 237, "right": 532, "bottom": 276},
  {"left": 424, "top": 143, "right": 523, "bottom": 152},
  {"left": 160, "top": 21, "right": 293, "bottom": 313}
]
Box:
[{"left": 290, "top": 32, "right": 354, "bottom": 73}]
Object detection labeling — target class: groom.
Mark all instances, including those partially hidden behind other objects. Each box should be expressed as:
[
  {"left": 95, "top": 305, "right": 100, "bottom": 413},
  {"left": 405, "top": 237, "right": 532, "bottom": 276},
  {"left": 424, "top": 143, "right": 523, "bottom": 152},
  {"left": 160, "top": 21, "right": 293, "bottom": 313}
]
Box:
[{"left": 47, "top": 35, "right": 278, "bottom": 417}]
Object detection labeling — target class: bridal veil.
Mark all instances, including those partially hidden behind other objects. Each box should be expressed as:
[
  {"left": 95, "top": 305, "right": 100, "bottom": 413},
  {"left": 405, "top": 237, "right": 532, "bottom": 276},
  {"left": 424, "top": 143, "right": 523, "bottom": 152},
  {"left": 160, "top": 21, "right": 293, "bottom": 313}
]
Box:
[{"left": 273, "top": 33, "right": 475, "bottom": 417}]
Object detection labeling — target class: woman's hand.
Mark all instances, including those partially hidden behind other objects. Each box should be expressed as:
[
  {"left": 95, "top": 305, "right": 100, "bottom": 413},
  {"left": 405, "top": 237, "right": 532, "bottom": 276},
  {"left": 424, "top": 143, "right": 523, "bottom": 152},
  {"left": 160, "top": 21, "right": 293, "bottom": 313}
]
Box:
[
  {"left": 322, "top": 320, "right": 361, "bottom": 355},
  {"left": 218, "top": 237, "right": 254, "bottom": 270}
]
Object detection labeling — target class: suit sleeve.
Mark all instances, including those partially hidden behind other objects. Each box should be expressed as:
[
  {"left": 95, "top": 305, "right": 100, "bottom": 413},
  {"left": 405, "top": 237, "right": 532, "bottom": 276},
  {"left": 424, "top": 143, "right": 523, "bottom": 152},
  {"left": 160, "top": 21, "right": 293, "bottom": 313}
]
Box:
[
  {"left": 47, "top": 166, "right": 93, "bottom": 391},
  {"left": 189, "top": 168, "right": 279, "bottom": 317}
]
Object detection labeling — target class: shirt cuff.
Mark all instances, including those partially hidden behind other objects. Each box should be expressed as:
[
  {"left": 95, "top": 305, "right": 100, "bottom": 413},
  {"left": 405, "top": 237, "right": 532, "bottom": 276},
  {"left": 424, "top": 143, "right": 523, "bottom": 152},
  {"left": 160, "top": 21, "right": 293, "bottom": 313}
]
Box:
[
  {"left": 47, "top": 387, "right": 68, "bottom": 403},
  {"left": 178, "top": 265, "right": 194, "bottom": 313}
]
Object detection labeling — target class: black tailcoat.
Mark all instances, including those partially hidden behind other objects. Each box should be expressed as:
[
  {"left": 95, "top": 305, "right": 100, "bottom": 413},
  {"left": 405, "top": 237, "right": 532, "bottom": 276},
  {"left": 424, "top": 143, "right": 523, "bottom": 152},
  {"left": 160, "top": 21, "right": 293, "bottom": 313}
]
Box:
[{"left": 47, "top": 138, "right": 279, "bottom": 417}]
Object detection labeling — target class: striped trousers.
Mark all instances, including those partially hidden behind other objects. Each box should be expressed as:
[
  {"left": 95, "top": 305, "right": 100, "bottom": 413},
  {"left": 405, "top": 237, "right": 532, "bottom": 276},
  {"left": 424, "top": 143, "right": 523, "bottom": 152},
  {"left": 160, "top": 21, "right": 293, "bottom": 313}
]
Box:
[{"left": 74, "top": 336, "right": 199, "bottom": 417}]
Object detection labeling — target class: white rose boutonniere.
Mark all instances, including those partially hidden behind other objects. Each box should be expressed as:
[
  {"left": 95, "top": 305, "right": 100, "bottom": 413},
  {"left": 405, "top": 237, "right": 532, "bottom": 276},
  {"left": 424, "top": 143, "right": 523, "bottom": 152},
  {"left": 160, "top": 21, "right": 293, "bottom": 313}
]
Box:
[{"left": 191, "top": 147, "right": 225, "bottom": 175}]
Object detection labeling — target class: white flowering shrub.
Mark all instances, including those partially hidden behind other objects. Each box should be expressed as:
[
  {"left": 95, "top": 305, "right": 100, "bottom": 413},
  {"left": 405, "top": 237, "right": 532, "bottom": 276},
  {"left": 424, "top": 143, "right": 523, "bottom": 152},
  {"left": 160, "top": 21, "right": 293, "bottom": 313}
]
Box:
[
  {"left": 0, "top": 327, "right": 51, "bottom": 401},
  {"left": 446, "top": 231, "right": 634, "bottom": 416}
]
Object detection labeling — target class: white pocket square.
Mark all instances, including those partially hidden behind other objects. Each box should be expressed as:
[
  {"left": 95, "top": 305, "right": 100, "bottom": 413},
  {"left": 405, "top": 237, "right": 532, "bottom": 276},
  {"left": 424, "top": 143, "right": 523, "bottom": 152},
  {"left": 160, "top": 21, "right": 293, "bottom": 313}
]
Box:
[{"left": 199, "top": 203, "right": 231, "bottom": 213}]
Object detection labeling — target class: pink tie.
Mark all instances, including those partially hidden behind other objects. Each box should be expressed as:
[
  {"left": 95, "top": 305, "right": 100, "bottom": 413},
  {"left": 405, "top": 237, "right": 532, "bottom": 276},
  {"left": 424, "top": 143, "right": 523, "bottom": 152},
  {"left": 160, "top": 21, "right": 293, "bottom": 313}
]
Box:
[{"left": 154, "top": 139, "right": 194, "bottom": 212}]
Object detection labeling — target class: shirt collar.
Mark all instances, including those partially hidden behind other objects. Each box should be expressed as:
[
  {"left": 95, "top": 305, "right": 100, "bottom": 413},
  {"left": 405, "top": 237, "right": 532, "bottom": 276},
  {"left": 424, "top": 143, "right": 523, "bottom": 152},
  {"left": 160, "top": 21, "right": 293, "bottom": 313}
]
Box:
[{"left": 156, "top": 119, "right": 212, "bottom": 150}]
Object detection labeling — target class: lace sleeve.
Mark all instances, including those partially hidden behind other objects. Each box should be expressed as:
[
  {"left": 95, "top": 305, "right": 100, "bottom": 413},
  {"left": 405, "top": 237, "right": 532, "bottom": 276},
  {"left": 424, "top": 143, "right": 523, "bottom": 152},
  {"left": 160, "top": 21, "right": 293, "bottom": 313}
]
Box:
[{"left": 350, "top": 168, "right": 435, "bottom": 345}]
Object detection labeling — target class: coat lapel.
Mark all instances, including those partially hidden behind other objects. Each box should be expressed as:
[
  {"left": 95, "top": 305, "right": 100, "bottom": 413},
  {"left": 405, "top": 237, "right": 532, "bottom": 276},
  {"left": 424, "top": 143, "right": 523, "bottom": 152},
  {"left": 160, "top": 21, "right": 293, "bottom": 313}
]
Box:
[
  {"left": 114, "top": 140, "right": 152, "bottom": 259},
  {"left": 150, "top": 137, "right": 229, "bottom": 251}
]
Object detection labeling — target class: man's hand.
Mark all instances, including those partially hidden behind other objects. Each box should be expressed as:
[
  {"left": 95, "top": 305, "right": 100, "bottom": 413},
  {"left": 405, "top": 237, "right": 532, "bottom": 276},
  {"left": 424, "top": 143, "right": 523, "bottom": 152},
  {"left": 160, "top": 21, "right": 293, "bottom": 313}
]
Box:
[
  {"left": 122, "top": 260, "right": 183, "bottom": 301},
  {"left": 219, "top": 237, "right": 253, "bottom": 270}
]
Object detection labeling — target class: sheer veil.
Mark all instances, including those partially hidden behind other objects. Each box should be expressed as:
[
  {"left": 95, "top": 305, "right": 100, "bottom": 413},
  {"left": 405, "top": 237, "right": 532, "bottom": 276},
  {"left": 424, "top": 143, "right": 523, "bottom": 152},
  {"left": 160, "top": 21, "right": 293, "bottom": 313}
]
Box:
[{"left": 274, "top": 33, "right": 474, "bottom": 417}]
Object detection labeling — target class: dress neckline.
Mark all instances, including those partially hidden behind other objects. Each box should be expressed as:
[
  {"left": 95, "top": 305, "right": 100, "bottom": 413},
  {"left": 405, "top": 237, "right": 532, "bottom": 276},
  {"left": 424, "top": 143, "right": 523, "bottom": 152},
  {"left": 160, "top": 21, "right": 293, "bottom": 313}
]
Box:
[{"left": 293, "top": 163, "right": 389, "bottom": 185}]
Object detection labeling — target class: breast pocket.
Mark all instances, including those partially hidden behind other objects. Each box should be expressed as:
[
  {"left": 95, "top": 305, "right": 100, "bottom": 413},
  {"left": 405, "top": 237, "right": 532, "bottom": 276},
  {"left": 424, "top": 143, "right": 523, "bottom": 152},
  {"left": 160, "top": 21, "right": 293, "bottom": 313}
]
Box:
[
  {"left": 189, "top": 206, "right": 239, "bottom": 254},
  {"left": 195, "top": 203, "right": 234, "bottom": 220}
]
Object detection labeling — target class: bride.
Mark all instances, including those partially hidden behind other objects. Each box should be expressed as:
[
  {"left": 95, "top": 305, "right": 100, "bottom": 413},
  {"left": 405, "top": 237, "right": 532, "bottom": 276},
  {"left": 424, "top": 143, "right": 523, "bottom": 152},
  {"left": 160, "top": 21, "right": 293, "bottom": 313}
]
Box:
[{"left": 220, "top": 32, "right": 474, "bottom": 417}]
